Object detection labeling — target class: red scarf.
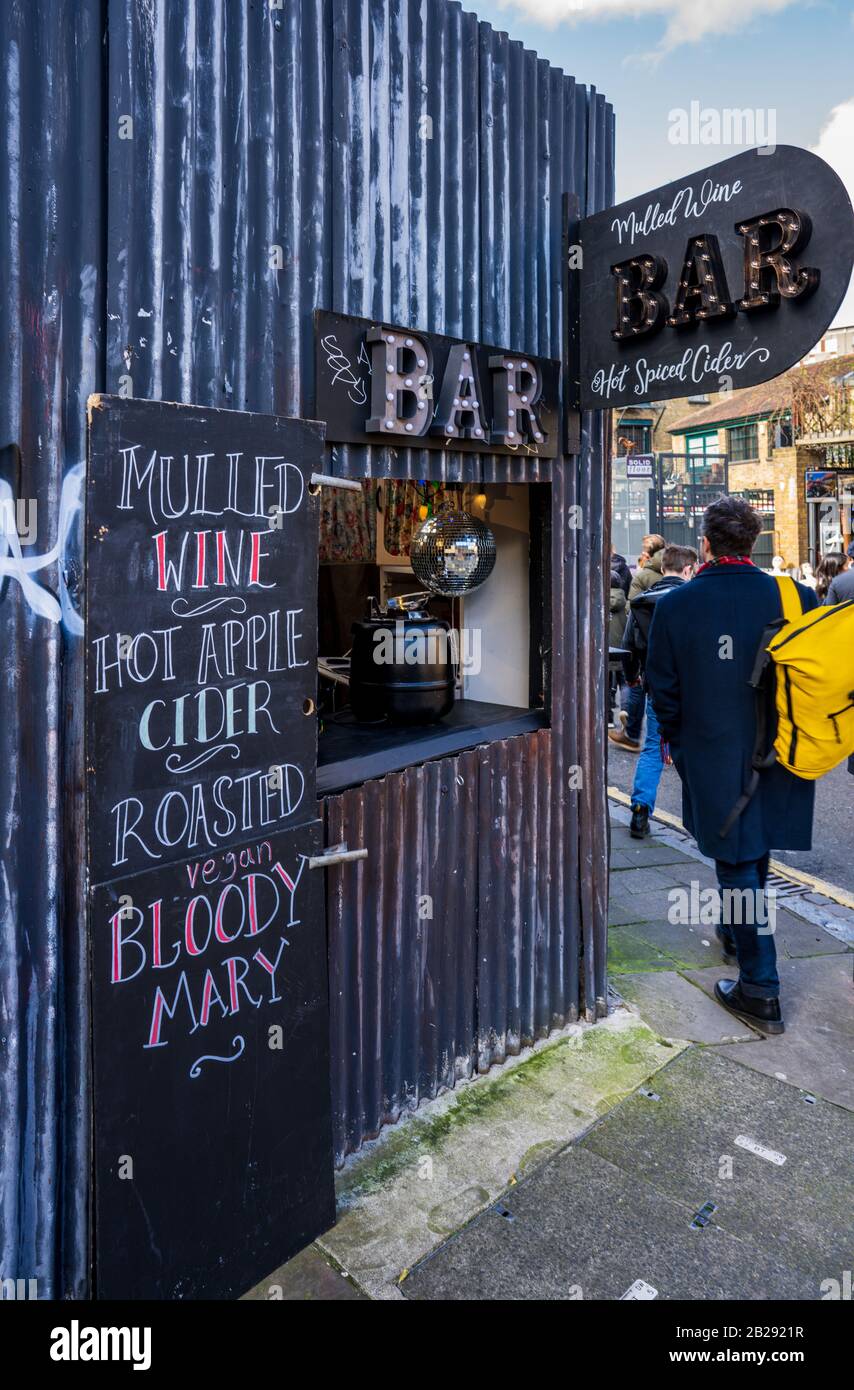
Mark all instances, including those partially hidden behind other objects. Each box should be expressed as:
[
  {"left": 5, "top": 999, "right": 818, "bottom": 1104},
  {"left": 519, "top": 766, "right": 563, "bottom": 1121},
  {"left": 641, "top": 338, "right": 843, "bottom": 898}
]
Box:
[{"left": 695, "top": 554, "right": 755, "bottom": 575}]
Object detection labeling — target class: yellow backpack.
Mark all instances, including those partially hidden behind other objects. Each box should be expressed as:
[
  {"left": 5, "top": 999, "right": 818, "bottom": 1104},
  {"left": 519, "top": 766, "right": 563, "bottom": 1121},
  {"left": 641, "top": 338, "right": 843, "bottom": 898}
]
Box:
[
  {"left": 769, "top": 576, "right": 854, "bottom": 779},
  {"left": 720, "top": 575, "right": 854, "bottom": 836}
]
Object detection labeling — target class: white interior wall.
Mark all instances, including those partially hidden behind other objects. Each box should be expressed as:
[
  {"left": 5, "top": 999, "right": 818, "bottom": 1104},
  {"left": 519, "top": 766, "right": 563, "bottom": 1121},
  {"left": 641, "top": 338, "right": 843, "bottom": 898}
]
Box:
[{"left": 462, "top": 485, "right": 530, "bottom": 708}]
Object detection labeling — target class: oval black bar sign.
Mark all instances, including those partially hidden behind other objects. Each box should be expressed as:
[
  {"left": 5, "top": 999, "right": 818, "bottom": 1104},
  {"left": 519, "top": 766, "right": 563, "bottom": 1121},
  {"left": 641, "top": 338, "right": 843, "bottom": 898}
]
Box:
[{"left": 578, "top": 146, "right": 854, "bottom": 410}]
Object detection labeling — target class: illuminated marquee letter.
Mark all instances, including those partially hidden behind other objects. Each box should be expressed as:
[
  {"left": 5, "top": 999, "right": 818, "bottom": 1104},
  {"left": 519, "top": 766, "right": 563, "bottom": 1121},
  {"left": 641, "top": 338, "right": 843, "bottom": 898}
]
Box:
[
  {"left": 488, "top": 356, "right": 547, "bottom": 447},
  {"left": 431, "top": 344, "right": 489, "bottom": 441},
  {"left": 736, "top": 208, "right": 820, "bottom": 311},
  {"left": 667, "top": 234, "right": 734, "bottom": 328},
  {"left": 611, "top": 254, "right": 669, "bottom": 340},
  {"left": 366, "top": 326, "right": 433, "bottom": 438}
]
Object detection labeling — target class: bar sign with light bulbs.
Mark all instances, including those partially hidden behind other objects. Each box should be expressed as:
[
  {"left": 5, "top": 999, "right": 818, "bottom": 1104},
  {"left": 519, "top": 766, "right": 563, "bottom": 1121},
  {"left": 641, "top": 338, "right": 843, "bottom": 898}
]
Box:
[
  {"left": 578, "top": 145, "right": 854, "bottom": 411},
  {"left": 314, "top": 309, "right": 560, "bottom": 459}
]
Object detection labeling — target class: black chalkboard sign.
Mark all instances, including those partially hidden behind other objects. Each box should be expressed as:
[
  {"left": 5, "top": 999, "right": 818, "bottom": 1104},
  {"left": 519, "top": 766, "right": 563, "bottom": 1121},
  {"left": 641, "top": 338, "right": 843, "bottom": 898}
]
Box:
[
  {"left": 86, "top": 398, "right": 334, "bottom": 1299},
  {"left": 86, "top": 397, "right": 321, "bottom": 885}
]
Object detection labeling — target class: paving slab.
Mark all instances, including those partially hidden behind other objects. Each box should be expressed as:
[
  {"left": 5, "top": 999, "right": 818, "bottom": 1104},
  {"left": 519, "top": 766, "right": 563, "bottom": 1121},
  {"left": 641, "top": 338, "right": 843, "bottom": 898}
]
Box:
[
  {"left": 611, "top": 861, "right": 720, "bottom": 895},
  {"left": 773, "top": 908, "right": 852, "bottom": 959},
  {"left": 644, "top": 861, "right": 722, "bottom": 890},
  {"left": 608, "top": 887, "right": 692, "bottom": 927},
  {"left": 582, "top": 1047, "right": 854, "bottom": 1282},
  {"left": 243, "top": 1244, "right": 367, "bottom": 1300},
  {"left": 608, "top": 927, "right": 687, "bottom": 974},
  {"left": 610, "top": 841, "right": 692, "bottom": 869},
  {"left": 402, "top": 1146, "right": 815, "bottom": 1302},
  {"left": 617, "top": 971, "right": 755, "bottom": 1043},
  {"left": 617, "top": 916, "right": 728, "bottom": 967},
  {"left": 608, "top": 897, "right": 666, "bottom": 927},
  {"left": 314, "top": 1014, "right": 683, "bottom": 1299},
  {"left": 685, "top": 954, "right": 854, "bottom": 1110}
]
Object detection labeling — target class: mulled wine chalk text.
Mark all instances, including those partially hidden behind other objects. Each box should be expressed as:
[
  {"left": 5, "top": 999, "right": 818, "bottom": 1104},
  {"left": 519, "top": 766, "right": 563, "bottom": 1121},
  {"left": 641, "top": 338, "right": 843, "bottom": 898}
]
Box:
[{"left": 89, "top": 437, "right": 313, "bottom": 872}]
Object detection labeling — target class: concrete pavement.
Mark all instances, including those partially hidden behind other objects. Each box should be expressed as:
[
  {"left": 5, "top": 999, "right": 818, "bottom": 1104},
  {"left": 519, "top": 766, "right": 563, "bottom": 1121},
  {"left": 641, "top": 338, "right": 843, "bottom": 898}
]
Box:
[{"left": 247, "top": 807, "right": 853, "bottom": 1302}]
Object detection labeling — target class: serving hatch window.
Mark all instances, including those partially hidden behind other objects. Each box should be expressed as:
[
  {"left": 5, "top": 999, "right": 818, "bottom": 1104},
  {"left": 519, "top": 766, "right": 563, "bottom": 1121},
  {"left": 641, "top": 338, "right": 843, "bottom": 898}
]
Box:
[{"left": 315, "top": 480, "right": 549, "bottom": 795}]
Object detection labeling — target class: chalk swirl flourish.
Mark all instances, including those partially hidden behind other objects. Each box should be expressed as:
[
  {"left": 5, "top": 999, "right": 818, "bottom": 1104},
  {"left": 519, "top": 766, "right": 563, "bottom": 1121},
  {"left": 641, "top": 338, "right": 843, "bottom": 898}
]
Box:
[
  {"left": 171, "top": 596, "right": 248, "bottom": 618},
  {"left": 189, "top": 1035, "right": 246, "bottom": 1078},
  {"left": 166, "top": 743, "right": 241, "bottom": 774}
]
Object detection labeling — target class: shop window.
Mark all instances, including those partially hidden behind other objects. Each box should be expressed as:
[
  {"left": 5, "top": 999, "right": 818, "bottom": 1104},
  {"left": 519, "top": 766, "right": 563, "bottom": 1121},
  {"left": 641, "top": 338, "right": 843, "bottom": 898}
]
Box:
[
  {"left": 616, "top": 421, "right": 652, "bottom": 455},
  {"left": 316, "top": 481, "right": 549, "bottom": 795},
  {"left": 685, "top": 430, "right": 718, "bottom": 460},
  {"left": 728, "top": 423, "right": 759, "bottom": 462}
]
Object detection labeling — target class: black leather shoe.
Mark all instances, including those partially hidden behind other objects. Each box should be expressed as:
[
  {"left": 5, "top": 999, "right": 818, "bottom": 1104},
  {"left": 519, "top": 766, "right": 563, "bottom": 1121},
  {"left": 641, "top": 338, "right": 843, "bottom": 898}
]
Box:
[
  {"left": 629, "top": 803, "right": 650, "bottom": 839},
  {"left": 714, "top": 926, "right": 737, "bottom": 966},
  {"left": 714, "top": 978, "right": 785, "bottom": 1035}
]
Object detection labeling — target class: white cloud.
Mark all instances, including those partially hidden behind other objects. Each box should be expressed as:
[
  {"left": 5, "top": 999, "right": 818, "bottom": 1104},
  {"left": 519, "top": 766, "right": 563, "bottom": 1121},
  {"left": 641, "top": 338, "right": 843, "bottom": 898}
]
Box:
[
  {"left": 496, "top": 0, "right": 798, "bottom": 54},
  {"left": 812, "top": 98, "right": 854, "bottom": 327}
]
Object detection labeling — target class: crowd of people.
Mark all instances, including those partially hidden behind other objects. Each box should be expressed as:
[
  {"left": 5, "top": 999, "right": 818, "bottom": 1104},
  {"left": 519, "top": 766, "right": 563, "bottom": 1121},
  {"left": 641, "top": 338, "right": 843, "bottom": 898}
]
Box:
[{"left": 606, "top": 499, "right": 854, "bottom": 1037}]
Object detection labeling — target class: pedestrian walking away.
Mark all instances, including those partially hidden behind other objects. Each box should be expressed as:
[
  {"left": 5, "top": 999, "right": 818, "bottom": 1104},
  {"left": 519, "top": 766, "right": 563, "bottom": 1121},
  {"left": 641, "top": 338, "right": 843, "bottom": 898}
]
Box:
[
  {"left": 621, "top": 544, "right": 697, "bottom": 839},
  {"left": 608, "top": 561, "right": 629, "bottom": 727},
  {"left": 645, "top": 497, "right": 819, "bottom": 1036},
  {"left": 610, "top": 533, "right": 667, "bottom": 750}
]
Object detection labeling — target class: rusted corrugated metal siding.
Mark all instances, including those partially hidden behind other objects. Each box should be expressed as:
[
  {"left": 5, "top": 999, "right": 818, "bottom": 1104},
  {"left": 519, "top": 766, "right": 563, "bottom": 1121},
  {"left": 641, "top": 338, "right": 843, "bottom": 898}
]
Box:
[
  {"left": 476, "top": 730, "right": 561, "bottom": 1069},
  {"left": 105, "top": 0, "right": 612, "bottom": 484},
  {"left": 325, "top": 752, "right": 479, "bottom": 1164},
  {"left": 324, "top": 720, "right": 604, "bottom": 1162},
  {"left": 1, "top": 0, "right": 613, "bottom": 1282},
  {"left": 0, "top": 0, "right": 103, "bottom": 1299}
]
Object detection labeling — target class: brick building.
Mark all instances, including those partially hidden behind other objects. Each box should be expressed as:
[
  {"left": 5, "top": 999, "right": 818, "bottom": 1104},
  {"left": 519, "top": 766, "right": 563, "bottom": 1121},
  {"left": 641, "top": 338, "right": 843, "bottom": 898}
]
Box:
[{"left": 665, "top": 355, "right": 854, "bottom": 567}]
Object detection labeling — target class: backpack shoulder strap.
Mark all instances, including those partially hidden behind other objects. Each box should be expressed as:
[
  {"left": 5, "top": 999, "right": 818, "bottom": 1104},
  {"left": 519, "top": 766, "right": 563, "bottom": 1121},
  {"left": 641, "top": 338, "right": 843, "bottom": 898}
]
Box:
[{"left": 775, "top": 573, "right": 803, "bottom": 623}]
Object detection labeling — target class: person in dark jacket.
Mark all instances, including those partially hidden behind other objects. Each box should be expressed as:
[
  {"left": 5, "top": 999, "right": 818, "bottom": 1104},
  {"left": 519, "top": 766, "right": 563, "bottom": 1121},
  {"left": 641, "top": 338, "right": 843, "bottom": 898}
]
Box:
[
  {"left": 611, "top": 547, "right": 632, "bottom": 598},
  {"left": 822, "top": 551, "right": 854, "bottom": 605},
  {"left": 610, "top": 534, "right": 667, "bottom": 750},
  {"left": 623, "top": 545, "right": 697, "bottom": 839},
  {"left": 645, "top": 496, "right": 818, "bottom": 1035},
  {"left": 607, "top": 567, "right": 628, "bottom": 726}
]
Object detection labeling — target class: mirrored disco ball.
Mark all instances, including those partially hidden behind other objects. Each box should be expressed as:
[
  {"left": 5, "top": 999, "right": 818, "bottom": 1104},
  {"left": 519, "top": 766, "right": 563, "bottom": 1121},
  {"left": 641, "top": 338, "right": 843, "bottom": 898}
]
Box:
[{"left": 410, "top": 510, "right": 497, "bottom": 596}]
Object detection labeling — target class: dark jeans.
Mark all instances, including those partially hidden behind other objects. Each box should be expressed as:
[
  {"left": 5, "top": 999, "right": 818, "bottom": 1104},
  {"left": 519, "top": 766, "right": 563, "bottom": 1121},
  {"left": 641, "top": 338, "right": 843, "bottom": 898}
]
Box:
[
  {"left": 714, "top": 853, "right": 778, "bottom": 999},
  {"left": 623, "top": 681, "right": 645, "bottom": 741}
]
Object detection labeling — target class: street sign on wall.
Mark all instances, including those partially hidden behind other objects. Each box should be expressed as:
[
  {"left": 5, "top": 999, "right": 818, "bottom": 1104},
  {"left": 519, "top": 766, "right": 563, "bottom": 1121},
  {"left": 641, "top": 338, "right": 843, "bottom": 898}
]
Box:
[
  {"left": 623, "top": 453, "right": 654, "bottom": 479},
  {"left": 85, "top": 397, "right": 334, "bottom": 1299},
  {"left": 579, "top": 147, "right": 854, "bottom": 410}
]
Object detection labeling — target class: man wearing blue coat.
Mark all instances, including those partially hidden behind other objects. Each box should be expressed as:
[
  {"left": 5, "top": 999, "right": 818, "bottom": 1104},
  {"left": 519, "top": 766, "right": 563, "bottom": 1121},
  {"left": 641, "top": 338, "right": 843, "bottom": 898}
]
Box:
[{"left": 645, "top": 496, "right": 818, "bottom": 1035}]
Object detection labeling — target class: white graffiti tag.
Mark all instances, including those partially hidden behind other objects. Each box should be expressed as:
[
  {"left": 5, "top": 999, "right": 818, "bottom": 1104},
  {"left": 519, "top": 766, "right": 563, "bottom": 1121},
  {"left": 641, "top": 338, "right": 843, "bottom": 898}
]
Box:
[{"left": 0, "top": 465, "right": 83, "bottom": 631}]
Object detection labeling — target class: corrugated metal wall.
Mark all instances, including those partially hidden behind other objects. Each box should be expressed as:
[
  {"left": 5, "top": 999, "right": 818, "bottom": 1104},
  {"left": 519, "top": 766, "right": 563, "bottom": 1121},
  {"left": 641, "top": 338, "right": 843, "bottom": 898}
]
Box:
[
  {"left": 326, "top": 722, "right": 607, "bottom": 1165},
  {"left": 0, "top": 0, "right": 103, "bottom": 1300},
  {"left": 106, "top": 0, "right": 612, "bottom": 481},
  {"left": 325, "top": 751, "right": 479, "bottom": 1163},
  {"left": 1, "top": 0, "right": 613, "bottom": 1290}
]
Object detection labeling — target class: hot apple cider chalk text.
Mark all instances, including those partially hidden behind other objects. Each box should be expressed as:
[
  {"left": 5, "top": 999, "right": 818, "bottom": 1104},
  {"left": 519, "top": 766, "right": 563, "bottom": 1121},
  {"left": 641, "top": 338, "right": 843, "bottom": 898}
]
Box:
[{"left": 90, "top": 440, "right": 313, "bottom": 871}]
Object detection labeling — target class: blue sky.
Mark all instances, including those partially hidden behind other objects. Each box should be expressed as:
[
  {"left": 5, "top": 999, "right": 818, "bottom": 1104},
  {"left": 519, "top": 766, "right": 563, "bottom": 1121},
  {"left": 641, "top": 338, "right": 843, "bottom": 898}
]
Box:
[{"left": 471, "top": 0, "right": 854, "bottom": 319}]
